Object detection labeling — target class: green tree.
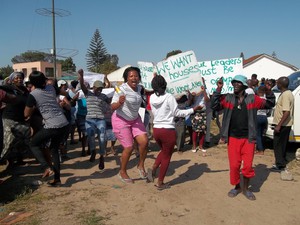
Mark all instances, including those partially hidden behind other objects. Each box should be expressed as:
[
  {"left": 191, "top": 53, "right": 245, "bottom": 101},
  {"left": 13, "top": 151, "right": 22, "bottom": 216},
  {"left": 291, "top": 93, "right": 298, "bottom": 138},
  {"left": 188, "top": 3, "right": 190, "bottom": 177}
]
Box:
[
  {"left": 57, "top": 57, "right": 76, "bottom": 72},
  {"left": 98, "top": 60, "right": 118, "bottom": 75},
  {"left": 86, "top": 29, "right": 108, "bottom": 72},
  {"left": 96, "top": 54, "right": 119, "bottom": 74},
  {"left": 11, "top": 51, "right": 52, "bottom": 63},
  {"left": 166, "top": 50, "right": 182, "bottom": 59},
  {"left": 0, "top": 65, "right": 14, "bottom": 78}
]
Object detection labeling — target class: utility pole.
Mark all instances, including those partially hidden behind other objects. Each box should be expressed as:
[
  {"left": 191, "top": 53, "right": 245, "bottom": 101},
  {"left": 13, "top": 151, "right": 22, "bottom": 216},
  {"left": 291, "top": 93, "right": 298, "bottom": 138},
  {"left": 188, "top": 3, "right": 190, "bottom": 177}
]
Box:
[
  {"left": 52, "top": 0, "right": 57, "bottom": 79},
  {"left": 36, "top": 1, "right": 71, "bottom": 79}
]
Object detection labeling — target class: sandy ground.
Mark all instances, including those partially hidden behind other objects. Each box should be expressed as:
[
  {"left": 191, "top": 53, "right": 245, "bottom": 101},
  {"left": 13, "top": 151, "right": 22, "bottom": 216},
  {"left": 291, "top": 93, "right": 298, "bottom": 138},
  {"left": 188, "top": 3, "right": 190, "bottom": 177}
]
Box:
[{"left": 1, "top": 132, "right": 300, "bottom": 225}]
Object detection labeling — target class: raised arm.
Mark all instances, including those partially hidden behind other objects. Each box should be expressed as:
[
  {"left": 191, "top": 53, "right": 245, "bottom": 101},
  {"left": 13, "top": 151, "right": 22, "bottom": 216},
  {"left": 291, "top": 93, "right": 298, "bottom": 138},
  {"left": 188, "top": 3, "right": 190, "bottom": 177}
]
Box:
[
  {"left": 211, "top": 77, "right": 224, "bottom": 111},
  {"left": 78, "top": 69, "right": 88, "bottom": 95},
  {"left": 104, "top": 74, "right": 111, "bottom": 88}
]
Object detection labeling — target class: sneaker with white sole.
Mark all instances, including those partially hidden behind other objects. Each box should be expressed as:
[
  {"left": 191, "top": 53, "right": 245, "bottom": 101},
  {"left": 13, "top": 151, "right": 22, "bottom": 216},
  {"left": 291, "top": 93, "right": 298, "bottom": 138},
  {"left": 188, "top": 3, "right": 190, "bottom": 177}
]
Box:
[
  {"left": 270, "top": 164, "right": 285, "bottom": 172},
  {"left": 191, "top": 148, "right": 197, "bottom": 153}
]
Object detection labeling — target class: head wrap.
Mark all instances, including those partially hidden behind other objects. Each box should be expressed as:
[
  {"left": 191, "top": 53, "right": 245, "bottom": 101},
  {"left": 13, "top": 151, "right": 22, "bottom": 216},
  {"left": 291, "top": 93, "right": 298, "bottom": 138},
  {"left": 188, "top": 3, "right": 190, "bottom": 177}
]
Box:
[{"left": 9, "top": 72, "right": 25, "bottom": 81}]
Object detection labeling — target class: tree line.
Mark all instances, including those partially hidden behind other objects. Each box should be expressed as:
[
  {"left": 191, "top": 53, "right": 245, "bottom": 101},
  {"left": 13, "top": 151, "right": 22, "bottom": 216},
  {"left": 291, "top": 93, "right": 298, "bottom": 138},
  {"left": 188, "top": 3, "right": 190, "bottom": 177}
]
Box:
[{"left": 0, "top": 28, "right": 119, "bottom": 78}]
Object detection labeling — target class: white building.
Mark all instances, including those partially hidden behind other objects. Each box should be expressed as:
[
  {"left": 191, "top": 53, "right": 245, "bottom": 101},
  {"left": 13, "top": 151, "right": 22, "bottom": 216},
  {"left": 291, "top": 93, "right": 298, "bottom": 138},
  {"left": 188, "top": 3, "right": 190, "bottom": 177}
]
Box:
[{"left": 243, "top": 54, "right": 298, "bottom": 80}]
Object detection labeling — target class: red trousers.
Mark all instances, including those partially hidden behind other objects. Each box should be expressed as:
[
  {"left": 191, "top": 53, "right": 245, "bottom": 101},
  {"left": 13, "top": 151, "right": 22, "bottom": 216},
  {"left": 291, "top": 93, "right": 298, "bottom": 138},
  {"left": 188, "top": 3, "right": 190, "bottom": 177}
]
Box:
[
  {"left": 227, "top": 137, "right": 255, "bottom": 185},
  {"left": 153, "top": 128, "right": 176, "bottom": 182},
  {"left": 192, "top": 131, "right": 205, "bottom": 148}
]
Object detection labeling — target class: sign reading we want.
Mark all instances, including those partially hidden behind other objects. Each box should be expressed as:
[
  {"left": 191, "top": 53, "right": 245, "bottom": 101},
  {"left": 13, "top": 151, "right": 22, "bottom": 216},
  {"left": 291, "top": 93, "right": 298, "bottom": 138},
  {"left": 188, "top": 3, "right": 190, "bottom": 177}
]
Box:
[
  {"left": 138, "top": 50, "right": 203, "bottom": 97},
  {"left": 138, "top": 51, "right": 243, "bottom": 96}
]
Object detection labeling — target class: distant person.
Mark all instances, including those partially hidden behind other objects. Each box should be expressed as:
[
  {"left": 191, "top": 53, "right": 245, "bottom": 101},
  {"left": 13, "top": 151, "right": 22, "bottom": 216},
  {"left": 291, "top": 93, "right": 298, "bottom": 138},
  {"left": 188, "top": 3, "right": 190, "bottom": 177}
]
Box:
[
  {"left": 190, "top": 86, "right": 207, "bottom": 155},
  {"left": 251, "top": 74, "right": 257, "bottom": 80},
  {"left": 174, "top": 94, "right": 189, "bottom": 153},
  {"left": 25, "top": 81, "right": 33, "bottom": 92},
  {"left": 270, "top": 76, "right": 294, "bottom": 172},
  {"left": 211, "top": 74, "right": 275, "bottom": 200},
  {"left": 201, "top": 78, "right": 212, "bottom": 150},
  {"left": 57, "top": 79, "right": 72, "bottom": 160},
  {"left": 266, "top": 79, "right": 276, "bottom": 89},
  {"left": 68, "top": 80, "right": 79, "bottom": 145},
  {"left": 75, "top": 83, "right": 88, "bottom": 156},
  {"left": 260, "top": 77, "right": 265, "bottom": 86},
  {"left": 104, "top": 101, "right": 117, "bottom": 156},
  {"left": 255, "top": 86, "right": 268, "bottom": 155},
  {"left": 245, "top": 79, "right": 255, "bottom": 95}
]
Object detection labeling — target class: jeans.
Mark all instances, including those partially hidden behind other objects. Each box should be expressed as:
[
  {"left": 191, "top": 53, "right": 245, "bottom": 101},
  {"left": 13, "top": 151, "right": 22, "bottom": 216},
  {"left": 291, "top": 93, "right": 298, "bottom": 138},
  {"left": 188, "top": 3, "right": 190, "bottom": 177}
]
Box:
[
  {"left": 85, "top": 118, "right": 106, "bottom": 155},
  {"left": 30, "top": 125, "right": 68, "bottom": 180},
  {"left": 256, "top": 115, "right": 267, "bottom": 150}
]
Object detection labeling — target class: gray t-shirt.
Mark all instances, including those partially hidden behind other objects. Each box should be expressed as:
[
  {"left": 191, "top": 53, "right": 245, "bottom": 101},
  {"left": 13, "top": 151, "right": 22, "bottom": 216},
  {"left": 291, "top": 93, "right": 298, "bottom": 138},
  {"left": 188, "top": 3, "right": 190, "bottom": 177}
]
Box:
[
  {"left": 112, "top": 83, "right": 143, "bottom": 121},
  {"left": 26, "top": 85, "right": 69, "bottom": 129}
]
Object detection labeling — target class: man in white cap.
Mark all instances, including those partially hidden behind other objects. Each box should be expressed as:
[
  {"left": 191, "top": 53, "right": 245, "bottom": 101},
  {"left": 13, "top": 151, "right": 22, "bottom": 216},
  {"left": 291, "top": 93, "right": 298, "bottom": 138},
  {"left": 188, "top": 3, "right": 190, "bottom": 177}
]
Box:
[
  {"left": 211, "top": 74, "right": 275, "bottom": 201},
  {"left": 77, "top": 69, "right": 110, "bottom": 171}
]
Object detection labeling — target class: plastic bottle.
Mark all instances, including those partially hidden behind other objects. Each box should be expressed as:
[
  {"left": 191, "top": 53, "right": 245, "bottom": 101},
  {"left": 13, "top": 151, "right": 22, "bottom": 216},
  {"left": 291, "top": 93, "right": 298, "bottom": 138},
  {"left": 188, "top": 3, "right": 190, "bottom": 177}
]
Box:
[{"left": 115, "top": 86, "right": 124, "bottom": 96}]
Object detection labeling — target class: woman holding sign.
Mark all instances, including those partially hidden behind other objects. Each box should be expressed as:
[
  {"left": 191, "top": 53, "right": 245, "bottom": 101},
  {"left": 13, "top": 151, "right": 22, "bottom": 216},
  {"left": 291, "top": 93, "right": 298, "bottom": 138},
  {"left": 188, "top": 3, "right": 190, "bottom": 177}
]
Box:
[{"left": 147, "top": 75, "right": 202, "bottom": 190}]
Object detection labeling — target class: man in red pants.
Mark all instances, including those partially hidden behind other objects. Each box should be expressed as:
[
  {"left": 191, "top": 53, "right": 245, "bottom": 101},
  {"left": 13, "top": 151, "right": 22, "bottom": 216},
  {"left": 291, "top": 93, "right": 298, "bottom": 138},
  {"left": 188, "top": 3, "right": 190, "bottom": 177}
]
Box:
[{"left": 211, "top": 75, "right": 275, "bottom": 200}]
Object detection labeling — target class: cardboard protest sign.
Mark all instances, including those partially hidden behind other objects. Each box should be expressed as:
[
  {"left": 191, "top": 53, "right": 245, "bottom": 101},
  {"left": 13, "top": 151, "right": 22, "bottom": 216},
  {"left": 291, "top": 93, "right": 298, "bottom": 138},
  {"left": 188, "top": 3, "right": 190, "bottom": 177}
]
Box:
[
  {"left": 102, "top": 87, "right": 115, "bottom": 98},
  {"left": 137, "top": 61, "right": 155, "bottom": 90},
  {"left": 83, "top": 71, "right": 105, "bottom": 87},
  {"left": 198, "top": 57, "right": 243, "bottom": 94},
  {"left": 154, "top": 51, "right": 203, "bottom": 97}
]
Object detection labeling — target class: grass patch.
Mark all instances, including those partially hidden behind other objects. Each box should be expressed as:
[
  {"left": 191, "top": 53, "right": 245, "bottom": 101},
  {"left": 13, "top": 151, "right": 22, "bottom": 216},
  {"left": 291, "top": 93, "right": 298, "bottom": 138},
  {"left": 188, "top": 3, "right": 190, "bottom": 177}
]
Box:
[
  {"left": 0, "top": 186, "right": 47, "bottom": 224},
  {"left": 16, "top": 215, "right": 42, "bottom": 225},
  {"left": 78, "top": 210, "right": 105, "bottom": 225}
]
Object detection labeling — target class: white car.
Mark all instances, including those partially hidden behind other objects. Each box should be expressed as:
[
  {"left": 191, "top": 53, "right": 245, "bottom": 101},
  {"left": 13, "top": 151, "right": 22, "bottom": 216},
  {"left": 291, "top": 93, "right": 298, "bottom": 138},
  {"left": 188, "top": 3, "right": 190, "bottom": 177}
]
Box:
[{"left": 265, "top": 71, "right": 300, "bottom": 142}]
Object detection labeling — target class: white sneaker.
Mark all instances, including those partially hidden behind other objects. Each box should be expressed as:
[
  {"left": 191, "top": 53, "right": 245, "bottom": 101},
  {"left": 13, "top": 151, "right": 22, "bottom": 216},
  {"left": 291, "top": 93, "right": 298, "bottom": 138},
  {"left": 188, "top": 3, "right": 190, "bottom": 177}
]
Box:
[{"left": 191, "top": 148, "right": 198, "bottom": 153}]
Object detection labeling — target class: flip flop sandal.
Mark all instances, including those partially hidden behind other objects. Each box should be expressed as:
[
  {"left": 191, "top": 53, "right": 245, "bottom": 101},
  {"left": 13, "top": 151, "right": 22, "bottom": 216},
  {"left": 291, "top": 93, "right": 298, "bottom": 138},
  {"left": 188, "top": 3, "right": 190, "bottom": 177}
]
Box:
[
  {"left": 42, "top": 167, "right": 54, "bottom": 179},
  {"left": 155, "top": 183, "right": 171, "bottom": 191},
  {"left": 228, "top": 189, "right": 241, "bottom": 198},
  {"left": 243, "top": 190, "right": 256, "bottom": 201},
  {"left": 137, "top": 168, "right": 147, "bottom": 179},
  {"left": 118, "top": 173, "right": 134, "bottom": 184},
  {"left": 147, "top": 168, "right": 154, "bottom": 182}
]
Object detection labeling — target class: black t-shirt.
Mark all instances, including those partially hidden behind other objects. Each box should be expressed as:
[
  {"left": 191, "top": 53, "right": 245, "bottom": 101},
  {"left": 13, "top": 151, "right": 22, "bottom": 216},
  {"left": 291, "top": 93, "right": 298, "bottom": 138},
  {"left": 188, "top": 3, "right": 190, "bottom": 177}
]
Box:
[
  {"left": 2, "top": 85, "right": 29, "bottom": 122},
  {"left": 229, "top": 98, "right": 248, "bottom": 138}
]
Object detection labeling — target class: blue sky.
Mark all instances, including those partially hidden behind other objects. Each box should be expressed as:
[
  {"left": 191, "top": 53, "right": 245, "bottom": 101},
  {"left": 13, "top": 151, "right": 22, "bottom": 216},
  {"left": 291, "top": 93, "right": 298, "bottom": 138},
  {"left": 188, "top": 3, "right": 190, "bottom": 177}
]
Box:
[{"left": 1, "top": 0, "right": 300, "bottom": 71}]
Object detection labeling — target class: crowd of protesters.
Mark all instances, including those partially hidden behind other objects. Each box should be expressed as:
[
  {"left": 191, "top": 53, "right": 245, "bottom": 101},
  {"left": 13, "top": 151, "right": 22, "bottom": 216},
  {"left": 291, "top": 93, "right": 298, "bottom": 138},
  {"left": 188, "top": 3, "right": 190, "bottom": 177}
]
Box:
[{"left": 0, "top": 69, "right": 294, "bottom": 200}]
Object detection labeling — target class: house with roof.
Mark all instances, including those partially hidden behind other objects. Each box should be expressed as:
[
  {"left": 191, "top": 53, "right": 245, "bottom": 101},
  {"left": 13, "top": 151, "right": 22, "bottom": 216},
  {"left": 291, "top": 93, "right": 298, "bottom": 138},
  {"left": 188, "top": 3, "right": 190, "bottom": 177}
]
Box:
[
  {"left": 13, "top": 61, "right": 62, "bottom": 81},
  {"left": 243, "top": 53, "right": 298, "bottom": 80}
]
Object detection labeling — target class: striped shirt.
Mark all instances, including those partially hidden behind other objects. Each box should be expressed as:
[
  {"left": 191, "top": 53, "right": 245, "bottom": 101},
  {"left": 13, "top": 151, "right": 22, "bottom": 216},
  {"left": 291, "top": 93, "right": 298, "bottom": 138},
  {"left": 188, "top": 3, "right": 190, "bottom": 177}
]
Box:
[{"left": 85, "top": 90, "right": 109, "bottom": 119}]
